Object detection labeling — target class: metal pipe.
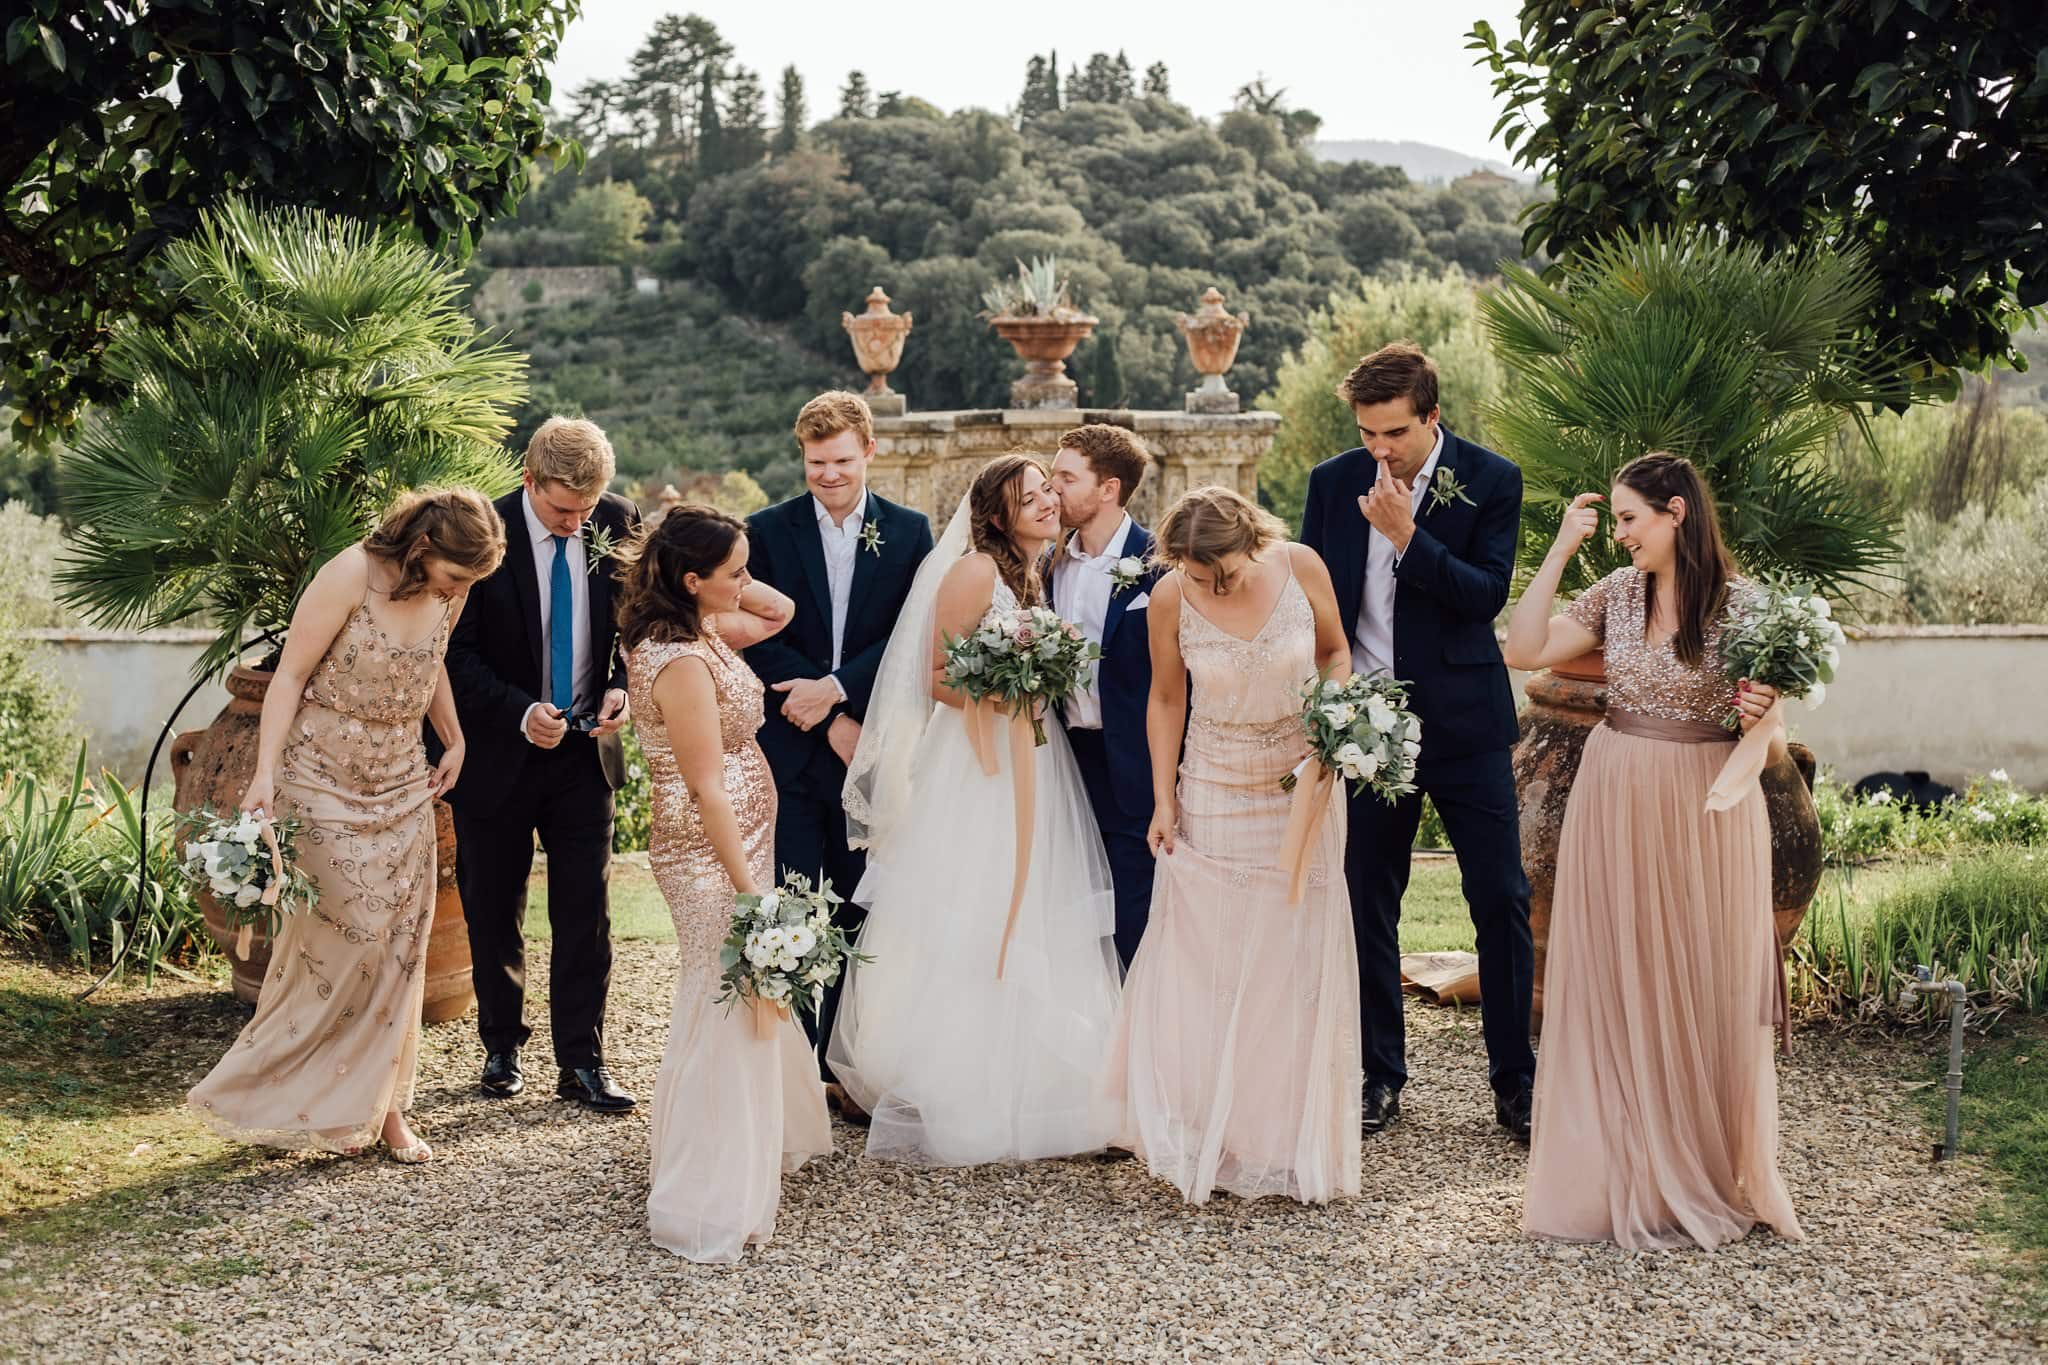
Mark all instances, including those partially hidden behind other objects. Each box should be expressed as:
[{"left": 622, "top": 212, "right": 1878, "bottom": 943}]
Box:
[{"left": 1906, "top": 964, "right": 1968, "bottom": 1161}]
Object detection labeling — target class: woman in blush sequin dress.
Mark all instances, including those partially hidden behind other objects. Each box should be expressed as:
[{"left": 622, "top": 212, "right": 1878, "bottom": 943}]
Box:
[
  {"left": 1504, "top": 454, "right": 1801, "bottom": 1251},
  {"left": 617, "top": 504, "right": 831, "bottom": 1264},
  {"left": 1107, "top": 486, "right": 1363, "bottom": 1205},
  {"left": 188, "top": 489, "right": 506, "bottom": 1163}
]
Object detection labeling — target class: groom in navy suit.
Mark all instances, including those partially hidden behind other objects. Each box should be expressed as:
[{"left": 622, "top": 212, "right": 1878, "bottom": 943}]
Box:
[
  {"left": 744, "top": 392, "right": 933, "bottom": 1114},
  {"left": 1047, "top": 423, "right": 1162, "bottom": 968},
  {"left": 1300, "top": 343, "right": 1536, "bottom": 1141}
]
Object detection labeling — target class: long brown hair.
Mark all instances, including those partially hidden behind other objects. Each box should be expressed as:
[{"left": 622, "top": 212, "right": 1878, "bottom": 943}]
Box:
[
  {"left": 1614, "top": 452, "right": 1735, "bottom": 668},
  {"left": 363, "top": 487, "right": 506, "bottom": 599},
  {"left": 968, "top": 453, "right": 1049, "bottom": 606},
  {"left": 613, "top": 503, "right": 747, "bottom": 649}
]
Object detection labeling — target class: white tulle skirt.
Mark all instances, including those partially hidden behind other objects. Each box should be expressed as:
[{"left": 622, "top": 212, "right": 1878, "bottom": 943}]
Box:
[{"left": 829, "top": 704, "right": 1123, "bottom": 1166}]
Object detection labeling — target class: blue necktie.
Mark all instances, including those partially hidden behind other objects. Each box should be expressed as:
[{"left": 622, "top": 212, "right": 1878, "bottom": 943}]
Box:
[{"left": 549, "top": 534, "right": 574, "bottom": 715}]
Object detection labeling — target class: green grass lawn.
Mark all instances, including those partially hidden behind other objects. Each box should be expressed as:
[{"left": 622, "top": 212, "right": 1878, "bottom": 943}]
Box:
[{"left": 1939, "top": 1017, "right": 2048, "bottom": 1317}]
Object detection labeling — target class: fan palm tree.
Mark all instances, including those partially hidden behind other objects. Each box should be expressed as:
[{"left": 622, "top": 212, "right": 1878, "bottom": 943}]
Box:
[
  {"left": 1479, "top": 229, "right": 1906, "bottom": 601},
  {"left": 58, "top": 197, "right": 525, "bottom": 679}
]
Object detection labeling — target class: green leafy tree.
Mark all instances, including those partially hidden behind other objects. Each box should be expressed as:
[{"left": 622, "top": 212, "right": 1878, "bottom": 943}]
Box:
[
  {"left": 1142, "top": 62, "right": 1171, "bottom": 99},
  {"left": 1470, "top": 2, "right": 2048, "bottom": 384},
  {"left": 556, "top": 181, "right": 654, "bottom": 264},
  {"left": 838, "top": 71, "right": 874, "bottom": 120},
  {"left": 57, "top": 199, "right": 526, "bottom": 680},
  {"left": 1086, "top": 329, "right": 1128, "bottom": 407},
  {"left": 1258, "top": 268, "right": 1503, "bottom": 531},
  {"left": 772, "top": 65, "right": 806, "bottom": 155},
  {"left": 1478, "top": 229, "right": 1903, "bottom": 598},
  {"left": 1, "top": 0, "right": 576, "bottom": 444}
]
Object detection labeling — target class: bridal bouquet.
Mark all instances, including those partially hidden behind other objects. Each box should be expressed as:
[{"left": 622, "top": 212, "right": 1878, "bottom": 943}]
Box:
[
  {"left": 717, "top": 872, "right": 864, "bottom": 1037},
  {"left": 1704, "top": 576, "right": 1846, "bottom": 812},
  {"left": 1717, "top": 575, "right": 1846, "bottom": 726},
  {"left": 942, "top": 603, "right": 1102, "bottom": 746},
  {"left": 1283, "top": 673, "right": 1423, "bottom": 803},
  {"left": 177, "top": 808, "right": 319, "bottom": 958}
]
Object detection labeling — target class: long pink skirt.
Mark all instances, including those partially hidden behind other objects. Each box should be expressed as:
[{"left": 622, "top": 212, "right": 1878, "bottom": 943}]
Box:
[{"left": 1523, "top": 721, "right": 1802, "bottom": 1251}]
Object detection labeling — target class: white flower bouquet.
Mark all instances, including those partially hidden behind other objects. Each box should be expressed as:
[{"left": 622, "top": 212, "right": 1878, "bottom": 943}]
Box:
[
  {"left": 717, "top": 872, "right": 865, "bottom": 1037},
  {"left": 177, "top": 808, "right": 319, "bottom": 958},
  {"left": 1718, "top": 575, "right": 1846, "bottom": 726},
  {"left": 942, "top": 603, "right": 1102, "bottom": 745},
  {"left": 1283, "top": 673, "right": 1423, "bottom": 804}
]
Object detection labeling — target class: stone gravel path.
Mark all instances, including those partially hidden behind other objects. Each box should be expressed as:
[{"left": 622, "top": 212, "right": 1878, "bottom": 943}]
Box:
[{"left": 1, "top": 942, "right": 2037, "bottom": 1363}]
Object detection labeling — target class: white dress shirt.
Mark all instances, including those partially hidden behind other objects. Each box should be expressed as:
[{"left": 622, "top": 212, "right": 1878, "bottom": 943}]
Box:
[
  {"left": 814, "top": 493, "right": 865, "bottom": 699},
  {"left": 1050, "top": 513, "right": 1133, "bottom": 730},
  {"left": 519, "top": 491, "right": 591, "bottom": 740},
  {"left": 1352, "top": 428, "right": 1443, "bottom": 679}
]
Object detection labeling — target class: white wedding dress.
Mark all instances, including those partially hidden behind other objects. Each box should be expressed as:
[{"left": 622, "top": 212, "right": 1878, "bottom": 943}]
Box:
[{"left": 833, "top": 521, "right": 1123, "bottom": 1166}]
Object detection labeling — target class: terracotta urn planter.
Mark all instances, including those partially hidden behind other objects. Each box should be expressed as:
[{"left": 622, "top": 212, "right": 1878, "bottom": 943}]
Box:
[
  {"left": 841, "top": 286, "right": 913, "bottom": 416},
  {"left": 171, "top": 665, "right": 477, "bottom": 1019},
  {"left": 989, "top": 314, "right": 1098, "bottom": 409},
  {"left": 1511, "top": 652, "right": 1823, "bottom": 1020},
  {"left": 1174, "top": 286, "right": 1249, "bottom": 414}
]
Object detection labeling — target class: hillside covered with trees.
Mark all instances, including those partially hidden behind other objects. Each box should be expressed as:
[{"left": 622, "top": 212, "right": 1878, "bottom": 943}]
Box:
[{"left": 480, "top": 16, "right": 1544, "bottom": 491}]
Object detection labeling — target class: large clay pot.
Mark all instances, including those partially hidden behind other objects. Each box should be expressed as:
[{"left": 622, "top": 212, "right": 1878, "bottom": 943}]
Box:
[
  {"left": 1511, "top": 652, "right": 1823, "bottom": 1019},
  {"left": 171, "top": 665, "right": 276, "bottom": 1004},
  {"left": 171, "top": 666, "right": 477, "bottom": 1019},
  {"left": 421, "top": 798, "right": 476, "bottom": 1023},
  {"left": 989, "top": 314, "right": 1098, "bottom": 409}
]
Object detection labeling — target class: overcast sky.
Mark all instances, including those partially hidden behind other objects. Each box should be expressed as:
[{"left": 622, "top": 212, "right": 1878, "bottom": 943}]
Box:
[{"left": 549, "top": 1, "right": 1529, "bottom": 163}]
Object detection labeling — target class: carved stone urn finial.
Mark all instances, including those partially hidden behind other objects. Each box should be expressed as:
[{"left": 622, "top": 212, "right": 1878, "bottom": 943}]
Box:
[
  {"left": 1174, "top": 286, "right": 1249, "bottom": 414},
  {"left": 842, "top": 286, "right": 913, "bottom": 416}
]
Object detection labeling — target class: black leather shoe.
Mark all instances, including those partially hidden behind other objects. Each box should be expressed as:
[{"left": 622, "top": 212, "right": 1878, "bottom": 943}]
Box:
[
  {"left": 558, "top": 1065, "right": 636, "bottom": 1112},
  {"left": 1362, "top": 1082, "right": 1401, "bottom": 1133},
  {"left": 480, "top": 1051, "right": 523, "bottom": 1098},
  {"left": 1495, "top": 1084, "right": 1533, "bottom": 1143}
]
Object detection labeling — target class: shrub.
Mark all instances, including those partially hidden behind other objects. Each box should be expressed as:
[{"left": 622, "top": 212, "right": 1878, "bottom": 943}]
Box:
[
  {"left": 0, "top": 601, "right": 80, "bottom": 783},
  {"left": 0, "top": 500, "right": 77, "bottom": 629},
  {"left": 1816, "top": 770, "right": 2048, "bottom": 866},
  {"left": 613, "top": 723, "right": 652, "bottom": 855}
]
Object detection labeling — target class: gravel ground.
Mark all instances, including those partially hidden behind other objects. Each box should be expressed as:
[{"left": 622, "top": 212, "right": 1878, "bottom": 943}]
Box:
[{"left": 1, "top": 942, "right": 2037, "bottom": 1364}]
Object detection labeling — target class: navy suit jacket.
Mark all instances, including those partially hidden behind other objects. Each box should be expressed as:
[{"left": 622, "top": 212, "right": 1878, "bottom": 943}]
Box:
[
  {"left": 1045, "top": 520, "right": 1160, "bottom": 818},
  {"left": 1300, "top": 430, "right": 1522, "bottom": 762},
  {"left": 436, "top": 487, "right": 639, "bottom": 817},
  {"left": 743, "top": 490, "right": 934, "bottom": 802}
]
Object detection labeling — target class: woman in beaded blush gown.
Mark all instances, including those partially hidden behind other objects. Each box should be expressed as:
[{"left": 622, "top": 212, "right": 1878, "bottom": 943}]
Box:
[
  {"left": 1504, "top": 453, "right": 1802, "bottom": 1251},
  {"left": 188, "top": 489, "right": 506, "bottom": 1163},
  {"left": 617, "top": 504, "right": 831, "bottom": 1264},
  {"left": 1107, "top": 486, "right": 1363, "bottom": 1205}
]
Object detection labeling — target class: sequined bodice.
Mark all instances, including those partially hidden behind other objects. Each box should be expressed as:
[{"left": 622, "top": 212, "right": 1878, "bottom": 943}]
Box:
[
  {"left": 300, "top": 600, "right": 451, "bottom": 726},
  {"left": 630, "top": 632, "right": 765, "bottom": 757},
  {"left": 1179, "top": 570, "right": 1318, "bottom": 744},
  {"left": 1566, "top": 568, "right": 1753, "bottom": 728}
]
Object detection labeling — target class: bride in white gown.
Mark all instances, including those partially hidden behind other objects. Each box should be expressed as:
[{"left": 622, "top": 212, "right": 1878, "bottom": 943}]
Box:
[{"left": 832, "top": 453, "right": 1123, "bottom": 1166}]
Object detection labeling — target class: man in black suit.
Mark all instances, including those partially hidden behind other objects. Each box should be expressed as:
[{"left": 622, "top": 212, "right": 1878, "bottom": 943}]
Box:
[
  {"left": 1047, "top": 422, "right": 1162, "bottom": 969},
  {"left": 440, "top": 417, "right": 641, "bottom": 1112},
  {"left": 743, "top": 392, "right": 933, "bottom": 1118},
  {"left": 1300, "top": 343, "right": 1537, "bottom": 1141}
]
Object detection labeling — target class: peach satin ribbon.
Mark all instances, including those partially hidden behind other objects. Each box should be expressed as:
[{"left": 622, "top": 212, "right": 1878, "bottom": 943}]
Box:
[
  {"left": 961, "top": 697, "right": 1037, "bottom": 979},
  {"left": 234, "top": 818, "right": 289, "bottom": 961},
  {"left": 1706, "top": 696, "right": 1784, "bottom": 814},
  {"left": 1276, "top": 760, "right": 1335, "bottom": 906}
]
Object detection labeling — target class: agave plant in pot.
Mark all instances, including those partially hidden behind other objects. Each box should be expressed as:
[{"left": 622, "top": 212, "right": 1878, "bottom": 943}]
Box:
[
  {"left": 57, "top": 197, "right": 523, "bottom": 1010},
  {"left": 981, "top": 255, "right": 1099, "bottom": 409},
  {"left": 1479, "top": 228, "right": 1905, "bottom": 1012}
]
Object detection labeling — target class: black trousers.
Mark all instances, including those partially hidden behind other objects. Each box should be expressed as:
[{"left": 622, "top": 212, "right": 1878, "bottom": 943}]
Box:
[
  {"left": 1345, "top": 746, "right": 1535, "bottom": 1098},
  {"left": 453, "top": 739, "right": 616, "bottom": 1069},
  {"left": 1065, "top": 726, "right": 1156, "bottom": 969},
  {"left": 774, "top": 788, "right": 868, "bottom": 1081}
]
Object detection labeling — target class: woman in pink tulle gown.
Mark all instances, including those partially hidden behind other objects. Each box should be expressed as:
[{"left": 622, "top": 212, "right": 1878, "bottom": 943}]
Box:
[
  {"left": 1108, "top": 486, "right": 1362, "bottom": 1204},
  {"left": 1503, "top": 453, "right": 1801, "bottom": 1251},
  {"left": 616, "top": 505, "right": 832, "bottom": 1264}
]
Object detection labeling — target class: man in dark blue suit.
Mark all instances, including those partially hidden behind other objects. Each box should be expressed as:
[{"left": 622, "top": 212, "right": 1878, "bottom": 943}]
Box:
[
  {"left": 743, "top": 392, "right": 933, "bottom": 1116},
  {"left": 1047, "top": 423, "right": 1162, "bottom": 968},
  {"left": 1299, "top": 343, "right": 1536, "bottom": 1141}
]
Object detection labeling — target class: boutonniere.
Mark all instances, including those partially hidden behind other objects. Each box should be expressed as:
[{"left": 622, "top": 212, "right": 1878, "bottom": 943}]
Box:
[
  {"left": 1426, "top": 467, "right": 1475, "bottom": 514},
  {"left": 859, "top": 519, "right": 885, "bottom": 556},
  {"left": 1108, "top": 555, "right": 1145, "bottom": 596},
  {"left": 581, "top": 520, "right": 619, "bottom": 571}
]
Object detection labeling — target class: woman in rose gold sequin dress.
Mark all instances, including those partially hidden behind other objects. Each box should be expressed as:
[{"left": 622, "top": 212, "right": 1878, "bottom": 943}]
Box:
[
  {"left": 1108, "top": 487, "right": 1363, "bottom": 1205},
  {"left": 188, "top": 490, "right": 506, "bottom": 1163},
  {"left": 616, "top": 505, "right": 831, "bottom": 1264},
  {"left": 1504, "top": 454, "right": 1801, "bottom": 1251}
]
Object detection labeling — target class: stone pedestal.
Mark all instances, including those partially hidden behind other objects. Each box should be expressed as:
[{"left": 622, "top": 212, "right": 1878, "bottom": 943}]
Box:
[
  {"left": 871, "top": 407, "right": 1281, "bottom": 528},
  {"left": 1184, "top": 374, "right": 1241, "bottom": 414},
  {"left": 864, "top": 393, "right": 907, "bottom": 417}
]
